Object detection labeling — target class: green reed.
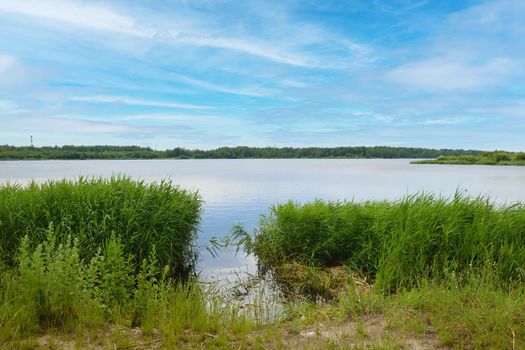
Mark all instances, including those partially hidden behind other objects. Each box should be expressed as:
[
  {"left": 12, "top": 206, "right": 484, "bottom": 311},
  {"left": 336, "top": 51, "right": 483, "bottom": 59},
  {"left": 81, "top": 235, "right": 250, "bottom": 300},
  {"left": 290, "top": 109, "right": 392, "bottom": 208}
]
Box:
[
  {"left": 0, "top": 176, "right": 202, "bottom": 280},
  {"left": 252, "top": 194, "right": 525, "bottom": 291}
]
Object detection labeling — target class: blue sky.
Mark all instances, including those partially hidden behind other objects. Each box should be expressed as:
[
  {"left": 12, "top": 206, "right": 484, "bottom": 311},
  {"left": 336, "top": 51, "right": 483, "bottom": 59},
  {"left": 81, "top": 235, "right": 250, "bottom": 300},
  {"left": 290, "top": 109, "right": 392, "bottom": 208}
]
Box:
[{"left": 0, "top": 0, "right": 524, "bottom": 150}]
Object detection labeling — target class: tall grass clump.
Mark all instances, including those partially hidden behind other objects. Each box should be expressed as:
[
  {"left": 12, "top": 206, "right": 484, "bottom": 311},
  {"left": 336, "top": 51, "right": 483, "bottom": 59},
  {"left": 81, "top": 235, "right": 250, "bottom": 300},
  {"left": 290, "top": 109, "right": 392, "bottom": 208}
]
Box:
[
  {"left": 251, "top": 194, "right": 525, "bottom": 291},
  {"left": 0, "top": 176, "right": 202, "bottom": 280},
  {"left": 0, "top": 229, "right": 259, "bottom": 345}
]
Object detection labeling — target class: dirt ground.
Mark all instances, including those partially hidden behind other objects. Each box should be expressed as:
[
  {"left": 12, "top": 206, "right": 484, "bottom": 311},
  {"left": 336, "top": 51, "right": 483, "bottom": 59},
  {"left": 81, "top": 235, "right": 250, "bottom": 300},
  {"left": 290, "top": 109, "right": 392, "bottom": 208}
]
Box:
[{"left": 25, "top": 315, "right": 442, "bottom": 350}]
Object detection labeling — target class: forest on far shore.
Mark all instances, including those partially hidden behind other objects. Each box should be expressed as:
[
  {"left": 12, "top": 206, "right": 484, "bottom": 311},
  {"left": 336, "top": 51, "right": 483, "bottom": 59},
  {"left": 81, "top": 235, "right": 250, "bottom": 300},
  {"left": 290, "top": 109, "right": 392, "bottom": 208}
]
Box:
[{"left": 0, "top": 145, "right": 483, "bottom": 160}]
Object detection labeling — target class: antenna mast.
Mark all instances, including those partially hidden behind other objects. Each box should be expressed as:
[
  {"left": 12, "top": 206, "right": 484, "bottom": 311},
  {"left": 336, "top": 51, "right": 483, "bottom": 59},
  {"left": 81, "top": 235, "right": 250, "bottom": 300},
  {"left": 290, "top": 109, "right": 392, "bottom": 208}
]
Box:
[{"left": 30, "top": 135, "right": 33, "bottom": 147}]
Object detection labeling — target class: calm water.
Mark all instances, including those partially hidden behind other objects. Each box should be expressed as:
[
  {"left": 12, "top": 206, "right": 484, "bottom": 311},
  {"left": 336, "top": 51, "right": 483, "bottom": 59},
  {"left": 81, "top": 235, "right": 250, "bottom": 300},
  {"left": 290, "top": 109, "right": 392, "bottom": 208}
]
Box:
[{"left": 1, "top": 159, "right": 525, "bottom": 281}]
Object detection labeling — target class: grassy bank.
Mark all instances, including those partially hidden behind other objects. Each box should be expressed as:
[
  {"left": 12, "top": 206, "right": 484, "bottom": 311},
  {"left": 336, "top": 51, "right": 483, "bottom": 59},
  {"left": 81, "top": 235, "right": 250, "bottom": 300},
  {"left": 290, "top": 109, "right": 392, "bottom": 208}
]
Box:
[
  {"left": 250, "top": 194, "right": 525, "bottom": 292},
  {"left": 4, "top": 237, "right": 524, "bottom": 349},
  {"left": 0, "top": 177, "right": 201, "bottom": 280},
  {"left": 239, "top": 194, "right": 525, "bottom": 348},
  {"left": 280, "top": 273, "right": 525, "bottom": 349},
  {"left": 0, "top": 178, "right": 271, "bottom": 348},
  {"left": 3, "top": 233, "right": 524, "bottom": 349},
  {"left": 412, "top": 151, "right": 525, "bottom": 166},
  {"left": 2, "top": 183, "right": 525, "bottom": 348},
  {"left": 0, "top": 230, "right": 272, "bottom": 349}
]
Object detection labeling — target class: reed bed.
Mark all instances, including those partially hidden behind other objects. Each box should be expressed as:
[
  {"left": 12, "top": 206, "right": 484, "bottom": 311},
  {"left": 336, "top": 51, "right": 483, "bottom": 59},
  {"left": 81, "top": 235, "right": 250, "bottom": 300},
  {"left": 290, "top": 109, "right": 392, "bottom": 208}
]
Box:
[
  {"left": 252, "top": 194, "right": 525, "bottom": 291},
  {"left": 0, "top": 180, "right": 275, "bottom": 347},
  {"left": 0, "top": 177, "right": 202, "bottom": 280},
  {"left": 2, "top": 184, "right": 524, "bottom": 348}
]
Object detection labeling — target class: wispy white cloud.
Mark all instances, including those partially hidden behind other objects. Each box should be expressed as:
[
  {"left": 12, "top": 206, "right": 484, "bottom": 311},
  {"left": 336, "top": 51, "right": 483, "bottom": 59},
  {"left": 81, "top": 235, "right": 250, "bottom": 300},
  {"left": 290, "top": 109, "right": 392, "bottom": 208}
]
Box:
[
  {"left": 171, "top": 74, "right": 276, "bottom": 97},
  {"left": 0, "top": 0, "right": 150, "bottom": 37},
  {"left": 278, "top": 79, "right": 309, "bottom": 88},
  {"left": 0, "top": 0, "right": 369, "bottom": 69},
  {"left": 0, "top": 54, "right": 40, "bottom": 90},
  {"left": 0, "top": 100, "right": 27, "bottom": 114},
  {"left": 448, "top": 0, "right": 525, "bottom": 33},
  {"left": 387, "top": 57, "right": 514, "bottom": 91},
  {"left": 0, "top": 54, "right": 16, "bottom": 74},
  {"left": 70, "top": 95, "right": 211, "bottom": 110},
  {"left": 0, "top": 100, "right": 17, "bottom": 110},
  {"left": 1, "top": 0, "right": 523, "bottom": 150},
  {"left": 0, "top": 0, "right": 297, "bottom": 66},
  {"left": 373, "top": 0, "right": 429, "bottom": 14},
  {"left": 419, "top": 117, "right": 473, "bottom": 126},
  {"left": 384, "top": 0, "right": 525, "bottom": 93},
  {"left": 1, "top": 115, "right": 133, "bottom": 134},
  {"left": 0, "top": 112, "right": 243, "bottom": 149},
  {"left": 173, "top": 26, "right": 369, "bottom": 69},
  {"left": 117, "top": 113, "right": 242, "bottom": 125},
  {"left": 46, "top": 116, "right": 132, "bottom": 133},
  {"left": 174, "top": 35, "right": 320, "bottom": 68}
]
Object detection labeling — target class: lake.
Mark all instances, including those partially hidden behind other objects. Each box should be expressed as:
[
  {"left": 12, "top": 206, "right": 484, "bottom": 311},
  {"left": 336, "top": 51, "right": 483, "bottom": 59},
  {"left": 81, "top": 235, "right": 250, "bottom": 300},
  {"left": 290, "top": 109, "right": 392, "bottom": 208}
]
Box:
[{"left": 1, "top": 159, "right": 525, "bottom": 281}]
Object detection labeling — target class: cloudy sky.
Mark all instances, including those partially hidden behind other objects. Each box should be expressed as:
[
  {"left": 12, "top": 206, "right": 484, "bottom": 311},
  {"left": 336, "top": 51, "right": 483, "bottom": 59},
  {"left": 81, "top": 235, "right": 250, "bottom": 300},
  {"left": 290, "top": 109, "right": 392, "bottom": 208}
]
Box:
[{"left": 0, "top": 0, "right": 524, "bottom": 150}]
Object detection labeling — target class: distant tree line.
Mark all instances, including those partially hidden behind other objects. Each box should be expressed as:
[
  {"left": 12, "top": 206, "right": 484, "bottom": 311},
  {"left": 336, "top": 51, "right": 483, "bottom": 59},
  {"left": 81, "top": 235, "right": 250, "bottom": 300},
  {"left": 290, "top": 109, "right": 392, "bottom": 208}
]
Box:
[
  {"left": 165, "top": 146, "right": 484, "bottom": 159},
  {"left": 0, "top": 145, "right": 160, "bottom": 160},
  {"left": 412, "top": 151, "right": 525, "bottom": 166},
  {"left": 0, "top": 145, "right": 485, "bottom": 160}
]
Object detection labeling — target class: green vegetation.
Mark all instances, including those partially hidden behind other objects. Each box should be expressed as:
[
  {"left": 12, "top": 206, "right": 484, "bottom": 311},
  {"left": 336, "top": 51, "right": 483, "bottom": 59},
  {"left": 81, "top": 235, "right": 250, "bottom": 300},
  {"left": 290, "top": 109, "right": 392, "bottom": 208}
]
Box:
[
  {"left": 2, "top": 180, "right": 525, "bottom": 349},
  {"left": 233, "top": 194, "right": 525, "bottom": 348},
  {"left": 0, "top": 177, "right": 201, "bottom": 280},
  {"left": 165, "top": 146, "right": 481, "bottom": 159},
  {"left": 283, "top": 273, "right": 525, "bottom": 349},
  {"left": 3, "top": 231, "right": 524, "bottom": 348},
  {"left": 0, "top": 145, "right": 161, "bottom": 160},
  {"left": 0, "top": 230, "right": 269, "bottom": 349},
  {"left": 249, "top": 194, "right": 525, "bottom": 292},
  {"left": 0, "top": 178, "right": 278, "bottom": 349},
  {"left": 412, "top": 150, "right": 525, "bottom": 166},
  {"left": 0, "top": 144, "right": 482, "bottom": 160}
]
